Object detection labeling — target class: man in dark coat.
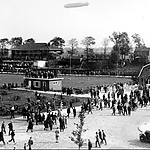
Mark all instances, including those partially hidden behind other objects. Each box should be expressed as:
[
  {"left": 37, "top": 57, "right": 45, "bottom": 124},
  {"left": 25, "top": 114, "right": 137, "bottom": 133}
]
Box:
[
  {"left": 48, "top": 117, "right": 53, "bottom": 131},
  {"left": 95, "top": 132, "right": 101, "bottom": 147},
  {"left": 102, "top": 130, "right": 107, "bottom": 145},
  {"left": 1, "top": 121, "right": 6, "bottom": 134},
  {"left": 98, "top": 129, "right": 103, "bottom": 143},
  {"left": 7, "top": 130, "right": 15, "bottom": 144},
  {"left": 28, "top": 137, "right": 33, "bottom": 150},
  {"left": 73, "top": 107, "right": 76, "bottom": 118},
  {"left": 0, "top": 131, "right": 5, "bottom": 144},
  {"left": 8, "top": 121, "right": 13, "bottom": 136},
  {"left": 88, "top": 139, "right": 92, "bottom": 150},
  {"left": 26, "top": 119, "right": 33, "bottom": 132},
  {"left": 67, "top": 107, "right": 71, "bottom": 118}
]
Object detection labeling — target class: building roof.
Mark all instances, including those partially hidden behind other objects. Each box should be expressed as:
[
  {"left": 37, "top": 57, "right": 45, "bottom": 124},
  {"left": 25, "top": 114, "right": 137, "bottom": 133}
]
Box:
[
  {"left": 134, "top": 47, "right": 150, "bottom": 56},
  {"left": 138, "top": 63, "right": 150, "bottom": 78},
  {"left": 11, "top": 43, "right": 63, "bottom": 51}
]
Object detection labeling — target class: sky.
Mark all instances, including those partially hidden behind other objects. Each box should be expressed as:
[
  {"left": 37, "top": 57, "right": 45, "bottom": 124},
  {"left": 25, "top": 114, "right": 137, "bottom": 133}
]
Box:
[{"left": 0, "top": 0, "right": 150, "bottom": 48}]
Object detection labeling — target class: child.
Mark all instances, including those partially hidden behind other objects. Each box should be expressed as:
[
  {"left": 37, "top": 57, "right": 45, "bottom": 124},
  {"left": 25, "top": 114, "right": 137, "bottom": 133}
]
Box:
[{"left": 55, "top": 127, "right": 60, "bottom": 143}]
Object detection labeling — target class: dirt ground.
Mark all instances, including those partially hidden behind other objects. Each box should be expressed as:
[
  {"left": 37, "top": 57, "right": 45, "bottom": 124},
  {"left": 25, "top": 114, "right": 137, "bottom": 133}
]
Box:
[{"left": 1, "top": 88, "right": 150, "bottom": 149}]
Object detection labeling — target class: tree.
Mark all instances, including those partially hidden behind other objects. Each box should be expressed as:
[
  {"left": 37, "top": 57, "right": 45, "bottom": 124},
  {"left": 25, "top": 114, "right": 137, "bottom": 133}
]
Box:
[
  {"left": 109, "top": 32, "right": 130, "bottom": 61},
  {"left": 67, "top": 38, "right": 78, "bottom": 74},
  {"left": 69, "top": 110, "right": 87, "bottom": 150},
  {"left": 109, "top": 50, "right": 119, "bottom": 65},
  {"left": 131, "top": 33, "right": 145, "bottom": 48},
  {"left": 23, "top": 38, "right": 35, "bottom": 44},
  {"left": 0, "top": 38, "right": 9, "bottom": 49},
  {"left": 0, "top": 38, "right": 9, "bottom": 58},
  {"left": 81, "top": 36, "right": 95, "bottom": 62},
  {"left": 101, "top": 38, "right": 109, "bottom": 60},
  {"left": 10, "top": 37, "right": 23, "bottom": 48},
  {"left": 48, "top": 37, "right": 65, "bottom": 48},
  {"left": 67, "top": 38, "right": 78, "bottom": 56}
]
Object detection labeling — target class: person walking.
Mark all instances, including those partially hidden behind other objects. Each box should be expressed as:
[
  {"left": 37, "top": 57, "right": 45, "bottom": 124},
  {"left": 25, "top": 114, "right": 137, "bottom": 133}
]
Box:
[
  {"left": 102, "top": 130, "right": 107, "bottom": 145},
  {"left": 88, "top": 139, "right": 92, "bottom": 150},
  {"left": 28, "top": 137, "right": 33, "bottom": 150},
  {"left": 73, "top": 107, "right": 76, "bottom": 118},
  {"left": 8, "top": 121, "right": 13, "bottom": 136},
  {"left": 95, "top": 132, "right": 101, "bottom": 148},
  {"left": 55, "top": 127, "right": 60, "bottom": 143},
  {"left": 7, "top": 130, "right": 16, "bottom": 144},
  {"left": 1, "top": 121, "right": 6, "bottom": 134},
  {"left": 24, "top": 143, "right": 27, "bottom": 150},
  {"left": 26, "top": 119, "right": 34, "bottom": 132},
  {"left": 0, "top": 131, "right": 5, "bottom": 145},
  {"left": 98, "top": 129, "right": 103, "bottom": 143},
  {"left": 67, "top": 107, "right": 71, "bottom": 118}
]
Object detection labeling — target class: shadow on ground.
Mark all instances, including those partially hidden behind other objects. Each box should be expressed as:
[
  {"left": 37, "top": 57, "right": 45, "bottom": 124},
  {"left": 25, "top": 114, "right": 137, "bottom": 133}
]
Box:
[{"left": 128, "top": 139, "right": 150, "bottom": 149}]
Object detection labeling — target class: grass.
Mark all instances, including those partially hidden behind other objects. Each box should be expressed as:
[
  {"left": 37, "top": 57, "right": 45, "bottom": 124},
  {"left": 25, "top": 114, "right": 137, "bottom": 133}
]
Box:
[{"left": 0, "top": 74, "right": 132, "bottom": 115}]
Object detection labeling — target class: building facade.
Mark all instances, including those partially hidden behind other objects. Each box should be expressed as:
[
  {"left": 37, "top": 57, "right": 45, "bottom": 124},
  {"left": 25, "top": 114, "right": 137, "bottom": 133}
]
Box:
[
  {"left": 138, "top": 64, "right": 150, "bottom": 86},
  {"left": 24, "top": 77, "right": 63, "bottom": 91},
  {"left": 11, "top": 43, "right": 63, "bottom": 60}
]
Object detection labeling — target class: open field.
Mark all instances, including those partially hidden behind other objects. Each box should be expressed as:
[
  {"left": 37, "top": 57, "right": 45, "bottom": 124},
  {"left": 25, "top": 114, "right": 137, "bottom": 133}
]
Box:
[
  {"left": 0, "top": 74, "right": 132, "bottom": 115},
  {"left": 0, "top": 74, "right": 132, "bottom": 89}
]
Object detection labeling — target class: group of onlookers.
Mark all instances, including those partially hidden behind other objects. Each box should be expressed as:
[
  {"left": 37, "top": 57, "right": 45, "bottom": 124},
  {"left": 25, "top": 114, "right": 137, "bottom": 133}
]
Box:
[
  {"left": 25, "top": 70, "right": 58, "bottom": 79},
  {"left": 1, "top": 81, "right": 150, "bottom": 149},
  {"left": 81, "top": 82, "right": 150, "bottom": 118}
]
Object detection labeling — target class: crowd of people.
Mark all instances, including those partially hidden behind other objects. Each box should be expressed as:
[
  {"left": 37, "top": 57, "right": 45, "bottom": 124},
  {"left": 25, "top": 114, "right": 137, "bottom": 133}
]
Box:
[
  {"left": 0, "top": 81, "right": 150, "bottom": 149},
  {"left": 25, "top": 70, "right": 58, "bottom": 79},
  {"left": 79, "top": 82, "right": 150, "bottom": 118}
]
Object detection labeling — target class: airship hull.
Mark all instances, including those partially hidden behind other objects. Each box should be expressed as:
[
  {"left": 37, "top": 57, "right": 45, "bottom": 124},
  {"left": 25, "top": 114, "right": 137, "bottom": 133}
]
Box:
[{"left": 64, "top": 2, "right": 89, "bottom": 8}]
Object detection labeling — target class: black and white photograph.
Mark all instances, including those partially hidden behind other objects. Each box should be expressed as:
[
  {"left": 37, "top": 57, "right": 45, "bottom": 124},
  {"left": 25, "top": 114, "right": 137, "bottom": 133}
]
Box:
[{"left": 0, "top": 0, "right": 150, "bottom": 149}]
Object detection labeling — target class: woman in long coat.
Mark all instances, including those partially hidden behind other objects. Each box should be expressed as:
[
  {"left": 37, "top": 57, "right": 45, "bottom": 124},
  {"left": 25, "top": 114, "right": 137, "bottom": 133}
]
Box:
[{"left": 26, "top": 119, "right": 33, "bottom": 132}]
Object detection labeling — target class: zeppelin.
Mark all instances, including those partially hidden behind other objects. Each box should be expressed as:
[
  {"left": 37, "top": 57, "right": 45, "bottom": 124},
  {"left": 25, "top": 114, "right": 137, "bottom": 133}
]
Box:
[{"left": 64, "top": 2, "right": 89, "bottom": 8}]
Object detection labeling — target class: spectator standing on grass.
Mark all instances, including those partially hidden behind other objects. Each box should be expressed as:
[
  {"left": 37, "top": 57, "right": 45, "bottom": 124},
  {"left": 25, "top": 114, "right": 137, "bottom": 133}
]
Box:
[
  {"left": 55, "top": 127, "right": 60, "bottom": 143},
  {"left": 8, "top": 121, "right": 13, "bottom": 136},
  {"left": 10, "top": 106, "right": 15, "bottom": 118},
  {"left": 1, "top": 121, "right": 6, "bottom": 134},
  {"left": 88, "top": 139, "right": 92, "bottom": 150},
  {"left": 28, "top": 137, "right": 33, "bottom": 150},
  {"left": 7, "top": 130, "right": 16, "bottom": 144},
  {"left": 88, "top": 103, "right": 93, "bottom": 114}
]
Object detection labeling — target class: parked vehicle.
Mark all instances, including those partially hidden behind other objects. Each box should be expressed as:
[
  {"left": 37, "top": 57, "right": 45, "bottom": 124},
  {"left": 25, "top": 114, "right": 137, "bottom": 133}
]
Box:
[{"left": 138, "top": 122, "right": 150, "bottom": 143}]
